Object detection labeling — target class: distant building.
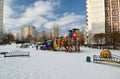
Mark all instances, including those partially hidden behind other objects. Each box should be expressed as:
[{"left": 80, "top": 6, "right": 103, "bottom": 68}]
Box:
[
  {"left": 86, "top": 0, "right": 120, "bottom": 44},
  {"left": 46, "top": 31, "right": 51, "bottom": 39},
  {"left": 37, "top": 31, "right": 51, "bottom": 41},
  {"left": 12, "top": 32, "right": 21, "bottom": 40},
  {"left": 0, "top": 0, "right": 3, "bottom": 41},
  {"left": 37, "top": 31, "right": 42, "bottom": 39},
  {"left": 21, "top": 26, "right": 36, "bottom": 41},
  {"left": 51, "top": 24, "right": 59, "bottom": 39}
]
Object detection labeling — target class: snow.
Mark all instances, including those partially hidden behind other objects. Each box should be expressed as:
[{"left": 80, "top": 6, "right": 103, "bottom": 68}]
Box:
[{"left": 0, "top": 44, "right": 120, "bottom": 79}]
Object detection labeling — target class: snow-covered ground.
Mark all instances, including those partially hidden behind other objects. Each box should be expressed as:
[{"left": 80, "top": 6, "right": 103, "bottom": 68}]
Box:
[{"left": 0, "top": 44, "right": 120, "bottom": 79}]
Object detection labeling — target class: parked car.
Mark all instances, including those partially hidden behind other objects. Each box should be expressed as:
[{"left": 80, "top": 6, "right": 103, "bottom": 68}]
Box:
[
  {"left": 101, "top": 45, "right": 113, "bottom": 49},
  {"left": 114, "top": 46, "right": 120, "bottom": 50}
]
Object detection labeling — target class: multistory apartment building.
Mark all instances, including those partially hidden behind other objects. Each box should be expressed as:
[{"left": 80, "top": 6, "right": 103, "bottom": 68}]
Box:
[
  {"left": 51, "top": 24, "right": 59, "bottom": 39},
  {"left": 37, "top": 31, "right": 51, "bottom": 40},
  {"left": 86, "top": 0, "right": 105, "bottom": 44},
  {"left": 21, "top": 26, "right": 36, "bottom": 40},
  {"left": 86, "top": 0, "right": 120, "bottom": 44},
  {"left": 105, "top": 0, "right": 120, "bottom": 43},
  {"left": 37, "top": 31, "right": 42, "bottom": 39},
  {"left": 12, "top": 32, "right": 21, "bottom": 40},
  {"left": 0, "top": 0, "right": 3, "bottom": 41}
]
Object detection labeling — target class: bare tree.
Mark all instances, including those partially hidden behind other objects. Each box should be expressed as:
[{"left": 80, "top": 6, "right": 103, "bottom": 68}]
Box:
[
  {"left": 109, "top": 32, "right": 120, "bottom": 45},
  {"left": 93, "top": 33, "right": 105, "bottom": 44},
  {"left": 26, "top": 34, "right": 33, "bottom": 42}
]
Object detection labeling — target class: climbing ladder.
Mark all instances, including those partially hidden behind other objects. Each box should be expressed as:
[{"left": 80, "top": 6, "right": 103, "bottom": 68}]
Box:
[{"left": 93, "top": 54, "right": 120, "bottom": 64}]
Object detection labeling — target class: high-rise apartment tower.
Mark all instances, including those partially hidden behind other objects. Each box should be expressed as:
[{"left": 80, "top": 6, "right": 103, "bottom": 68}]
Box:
[
  {"left": 86, "top": 0, "right": 120, "bottom": 44},
  {"left": 0, "top": 0, "right": 3, "bottom": 41}
]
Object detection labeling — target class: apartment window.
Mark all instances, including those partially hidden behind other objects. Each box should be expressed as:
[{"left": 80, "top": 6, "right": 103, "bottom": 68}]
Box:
[
  {"left": 106, "top": 23, "right": 110, "bottom": 26},
  {"left": 106, "top": 7, "right": 110, "bottom": 10},
  {"left": 111, "top": 0, "right": 118, "bottom": 1},
  {"left": 106, "top": 12, "right": 110, "bottom": 16},
  {"left": 113, "top": 22, "right": 118, "bottom": 26},
  {"left": 112, "top": 6, "right": 118, "bottom": 10},
  {"left": 105, "top": 1, "right": 109, "bottom": 5},
  {"left": 112, "top": 11, "right": 118, "bottom": 15},
  {"left": 106, "top": 27, "right": 111, "bottom": 33},
  {"left": 86, "top": 19, "right": 88, "bottom": 22},
  {"left": 113, "top": 17, "right": 119, "bottom": 21},
  {"left": 106, "top": 17, "right": 110, "bottom": 21},
  {"left": 112, "top": 1, "right": 118, "bottom": 5},
  {"left": 86, "top": 23, "right": 88, "bottom": 26},
  {"left": 113, "top": 28, "right": 118, "bottom": 31}
]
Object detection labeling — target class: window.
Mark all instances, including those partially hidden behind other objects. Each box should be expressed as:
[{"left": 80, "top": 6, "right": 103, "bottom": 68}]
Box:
[
  {"left": 106, "top": 22, "right": 110, "bottom": 26},
  {"left": 86, "top": 19, "right": 88, "bottom": 22},
  {"left": 106, "top": 12, "right": 110, "bottom": 16},
  {"left": 106, "top": 27, "right": 111, "bottom": 33},
  {"left": 113, "top": 17, "right": 119, "bottom": 21},
  {"left": 106, "top": 17, "right": 110, "bottom": 21},
  {"left": 86, "top": 23, "right": 88, "bottom": 26},
  {"left": 112, "top": 1, "right": 118, "bottom": 5},
  {"left": 112, "top": 6, "right": 118, "bottom": 10},
  {"left": 113, "top": 28, "right": 118, "bottom": 31},
  {"left": 113, "top": 22, "right": 118, "bottom": 26},
  {"left": 112, "top": 11, "right": 118, "bottom": 15},
  {"left": 106, "top": 7, "right": 110, "bottom": 10}
]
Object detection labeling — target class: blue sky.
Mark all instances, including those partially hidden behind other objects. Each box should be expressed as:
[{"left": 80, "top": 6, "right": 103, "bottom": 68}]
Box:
[{"left": 4, "top": 0, "right": 86, "bottom": 35}]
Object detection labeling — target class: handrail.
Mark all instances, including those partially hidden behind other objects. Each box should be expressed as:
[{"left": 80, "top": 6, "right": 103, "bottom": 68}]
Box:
[
  {"left": 111, "top": 54, "right": 120, "bottom": 59},
  {"left": 93, "top": 54, "right": 120, "bottom": 63}
]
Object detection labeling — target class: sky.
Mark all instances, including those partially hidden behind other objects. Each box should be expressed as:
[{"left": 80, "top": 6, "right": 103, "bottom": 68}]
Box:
[{"left": 4, "top": 0, "right": 86, "bottom": 35}]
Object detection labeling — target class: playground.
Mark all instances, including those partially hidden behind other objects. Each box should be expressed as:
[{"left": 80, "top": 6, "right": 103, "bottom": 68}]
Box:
[
  {"left": 0, "top": 44, "right": 120, "bottom": 79},
  {"left": 39, "top": 29, "right": 80, "bottom": 52}
]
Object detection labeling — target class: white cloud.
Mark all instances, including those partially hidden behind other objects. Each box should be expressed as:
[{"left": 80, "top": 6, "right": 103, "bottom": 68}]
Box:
[
  {"left": 3, "top": 0, "right": 85, "bottom": 35},
  {"left": 58, "top": 13, "right": 84, "bottom": 26},
  {"left": 4, "top": 0, "right": 12, "bottom": 5},
  {"left": 17, "top": 1, "right": 56, "bottom": 27},
  {"left": 44, "top": 21, "right": 56, "bottom": 29},
  {"left": 3, "top": 0, "right": 17, "bottom": 31},
  {"left": 33, "top": 16, "right": 48, "bottom": 28},
  {"left": 44, "top": 12, "right": 85, "bottom": 29},
  {"left": 4, "top": 0, "right": 60, "bottom": 31}
]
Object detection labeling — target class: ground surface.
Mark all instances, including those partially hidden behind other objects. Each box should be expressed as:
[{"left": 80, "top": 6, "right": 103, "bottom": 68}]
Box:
[{"left": 0, "top": 44, "right": 120, "bottom": 79}]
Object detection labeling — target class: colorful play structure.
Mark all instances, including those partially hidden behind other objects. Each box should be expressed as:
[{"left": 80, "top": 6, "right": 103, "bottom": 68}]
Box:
[
  {"left": 40, "top": 39, "right": 53, "bottom": 50},
  {"left": 93, "top": 50, "right": 120, "bottom": 64},
  {"left": 39, "top": 28, "right": 80, "bottom": 52}
]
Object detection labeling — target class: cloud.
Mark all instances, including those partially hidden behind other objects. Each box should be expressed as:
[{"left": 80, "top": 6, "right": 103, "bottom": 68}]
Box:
[
  {"left": 4, "top": 0, "right": 17, "bottom": 31},
  {"left": 4, "top": 0, "right": 60, "bottom": 32},
  {"left": 58, "top": 13, "right": 84, "bottom": 26},
  {"left": 17, "top": 1, "right": 57, "bottom": 27},
  {"left": 3, "top": 0, "right": 85, "bottom": 35},
  {"left": 44, "top": 12, "right": 85, "bottom": 29}
]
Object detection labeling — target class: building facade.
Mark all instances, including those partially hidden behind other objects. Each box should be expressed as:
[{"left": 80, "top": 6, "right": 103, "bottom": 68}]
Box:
[
  {"left": 86, "top": 0, "right": 120, "bottom": 44},
  {"left": 105, "top": 0, "right": 120, "bottom": 43},
  {"left": 0, "top": 0, "right": 3, "bottom": 41},
  {"left": 51, "top": 24, "right": 59, "bottom": 39},
  {"left": 21, "top": 26, "right": 36, "bottom": 41}
]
